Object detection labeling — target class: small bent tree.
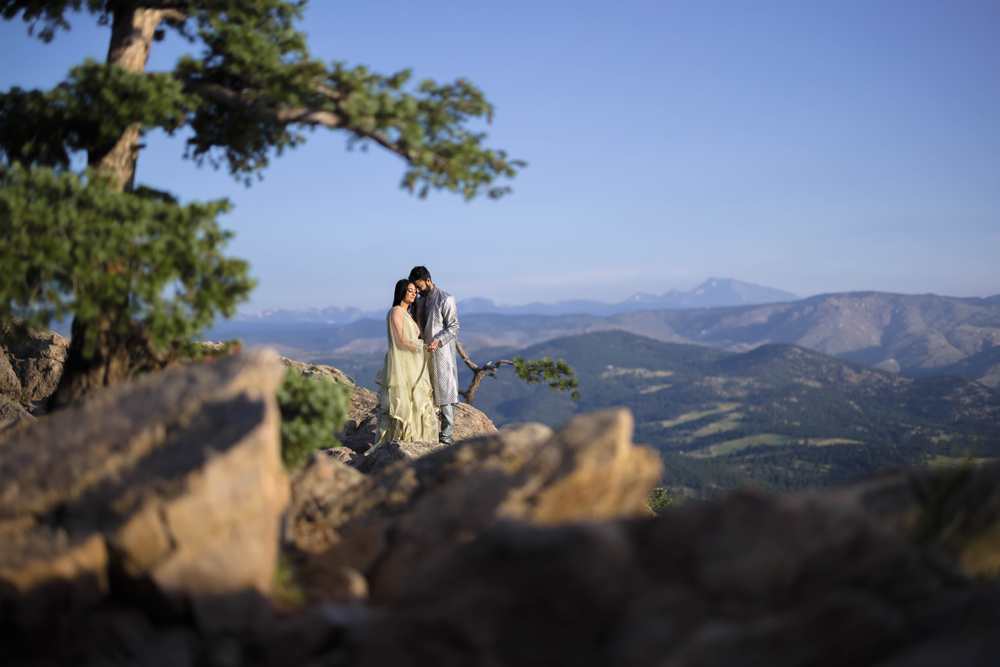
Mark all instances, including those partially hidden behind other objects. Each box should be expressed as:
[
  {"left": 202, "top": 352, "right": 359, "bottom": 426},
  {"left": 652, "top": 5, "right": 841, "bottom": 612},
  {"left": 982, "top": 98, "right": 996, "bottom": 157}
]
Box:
[
  {"left": 455, "top": 341, "right": 579, "bottom": 406},
  {"left": 0, "top": 0, "right": 522, "bottom": 409}
]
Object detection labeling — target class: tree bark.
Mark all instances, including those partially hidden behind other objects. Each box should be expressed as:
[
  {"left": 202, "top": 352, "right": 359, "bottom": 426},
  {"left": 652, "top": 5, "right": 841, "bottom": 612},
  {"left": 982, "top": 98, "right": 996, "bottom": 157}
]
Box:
[
  {"left": 92, "top": 5, "right": 167, "bottom": 192},
  {"left": 455, "top": 341, "right": 513, "bottom": 406},
  {"left": 53, "top": 5, "right": 170, "bottom": 409},
  {"left": 48, "top": 314, "right": 134, "bottom": 410}
]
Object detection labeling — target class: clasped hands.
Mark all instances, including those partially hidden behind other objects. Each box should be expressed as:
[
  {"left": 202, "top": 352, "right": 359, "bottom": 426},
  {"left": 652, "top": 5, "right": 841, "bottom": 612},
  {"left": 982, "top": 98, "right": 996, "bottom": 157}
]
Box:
[{"left": 426, "top": 339, "right": 441, "bottom": 352}]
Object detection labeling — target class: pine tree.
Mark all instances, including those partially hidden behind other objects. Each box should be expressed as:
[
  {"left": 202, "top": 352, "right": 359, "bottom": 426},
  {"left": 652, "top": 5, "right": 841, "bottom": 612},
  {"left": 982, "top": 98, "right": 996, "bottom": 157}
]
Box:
[{"left": 0, "top": 1, "right": 522, "bottom": 408}]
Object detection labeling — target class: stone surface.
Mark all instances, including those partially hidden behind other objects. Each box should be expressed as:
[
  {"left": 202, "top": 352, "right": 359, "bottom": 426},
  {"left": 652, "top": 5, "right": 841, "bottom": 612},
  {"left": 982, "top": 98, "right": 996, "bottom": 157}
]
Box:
[
  {"left": 291, "top": 409, "right": 663, "bottom": 599},
  {"left": 825, "top": 460, "right": 1000, "bottom": 579},
  {"left": 353, "top": 440, "right": 446, "bottom": 475},
  {"left": 287, "top": 454, "right": 365, "bottom": 553},
  {"left": 278, "top": 356, "right": 355, "bottom": 387},
  {"left": 0, "top": 349, "right": 288, "bottom": 633},
  {"left": 453, "top": 401, "right": 498, "bottom": 440},
  {"left": 0, "top": 321, "right": 69, "bottom": 414},
  {"left": 337, "top": 386, "right": 378, "bottom": 454},
  {"left": 0, "top": 400, "right": 32, "bottom": 429},
  {"left": 347, "top": 490, "right": 991, "bottom": 667},
  {"left": 0, "top": 349, "right": 20, "bottom": 400}
]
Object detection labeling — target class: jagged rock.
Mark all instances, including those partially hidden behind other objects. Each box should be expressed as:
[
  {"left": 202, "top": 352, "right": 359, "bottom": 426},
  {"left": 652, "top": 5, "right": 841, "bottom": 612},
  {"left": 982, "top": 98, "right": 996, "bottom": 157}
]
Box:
[
  {"left": 0, "top": 400, "right": 32, "bottom": 429},
  {"left": 347, "top": 490, "right": 996, "bottom": 667},
  {"left": 326, "top": 445, "right": 362, "bottom": 467},
  {"left": 353, "top": 440, "right": 446, "bottom": 475},
  {"left": 0, "top": 350, "right": 20, "bottom": 400},
  {"left": 288, "top": 454, "right": 365, "bottom": 553},
  {"left": 0, "top": 322, "right": 69, "bottom": 414},
  {"left": 291, "top": 409, "right": 663, "bottom": 599},
  {"left": 8, "top": 330, "right": 69, "bottom": 415},
  {"left": 453, "top": 401, "right": 497, "bottom": 439},
  {"left": 278, "top": 356, "right": 355, "bottom": 387},
  {"left": 0, "top": 349, "right": 288, "bottom": 634},
  {"left": 338, "top": 386, "right": 378, "bottom": 454}
]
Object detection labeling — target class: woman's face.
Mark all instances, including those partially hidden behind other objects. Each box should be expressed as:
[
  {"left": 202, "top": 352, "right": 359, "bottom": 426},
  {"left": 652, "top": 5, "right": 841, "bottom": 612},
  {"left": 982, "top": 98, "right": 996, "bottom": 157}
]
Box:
[{"left": 403, "top": 283, "right": 417, "bottom": 305}]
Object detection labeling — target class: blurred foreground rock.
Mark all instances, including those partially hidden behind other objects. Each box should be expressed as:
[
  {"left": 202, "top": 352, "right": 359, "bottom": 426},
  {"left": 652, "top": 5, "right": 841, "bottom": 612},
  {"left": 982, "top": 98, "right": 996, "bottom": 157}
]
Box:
[
  {"left": 828, "top": 460, "right": 1000, "bottom": 579},
  {"left": 290, "top": 409, "right": 663, "bottom": 599},
  {"left": 348, "top": 488, "right": 1000, "bottom": 667},
  {"left": 0, "top": 349, "right": 288, "bottom": 637}
]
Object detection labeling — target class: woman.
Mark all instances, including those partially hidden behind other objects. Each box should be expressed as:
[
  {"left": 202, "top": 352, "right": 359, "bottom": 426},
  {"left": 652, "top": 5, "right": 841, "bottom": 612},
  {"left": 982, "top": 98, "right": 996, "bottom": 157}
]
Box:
[{"left": 371, "top": 279, "right": 439, "bottom": 451}]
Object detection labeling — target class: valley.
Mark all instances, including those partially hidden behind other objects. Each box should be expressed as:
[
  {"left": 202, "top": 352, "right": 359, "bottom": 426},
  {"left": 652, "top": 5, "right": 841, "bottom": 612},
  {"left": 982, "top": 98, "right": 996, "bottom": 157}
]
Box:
[{"left": 314, "top": 329, "right": 1000, "bottom": 499}]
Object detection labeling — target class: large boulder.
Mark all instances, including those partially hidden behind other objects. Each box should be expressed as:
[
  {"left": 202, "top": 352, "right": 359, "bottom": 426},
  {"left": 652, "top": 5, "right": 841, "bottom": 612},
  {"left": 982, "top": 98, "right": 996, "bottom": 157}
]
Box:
[
  {"left": 347, "top": 488, "right": 1000, "bottom": 667},
  {"left": 0, "top": 349, "right": 288, "bottom": 634},
  {"left": 290, "top": 409, "right": 663, "bottom": 600}
]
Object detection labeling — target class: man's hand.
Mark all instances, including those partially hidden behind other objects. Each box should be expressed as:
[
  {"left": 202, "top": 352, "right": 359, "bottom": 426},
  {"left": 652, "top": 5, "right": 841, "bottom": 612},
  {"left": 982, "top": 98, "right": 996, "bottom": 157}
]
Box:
[{"left": 427, "top": 339, "right": 440, "bottom": 352}]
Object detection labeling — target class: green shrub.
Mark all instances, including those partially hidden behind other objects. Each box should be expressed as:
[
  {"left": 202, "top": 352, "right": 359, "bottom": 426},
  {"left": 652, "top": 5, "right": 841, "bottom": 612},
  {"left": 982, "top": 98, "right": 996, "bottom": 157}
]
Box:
[
  {"left": 276, "top": 368, "right": 352, "bottom": 468},
  {"left": 647, "top": 488, "right": 676, "bottom": 514}
]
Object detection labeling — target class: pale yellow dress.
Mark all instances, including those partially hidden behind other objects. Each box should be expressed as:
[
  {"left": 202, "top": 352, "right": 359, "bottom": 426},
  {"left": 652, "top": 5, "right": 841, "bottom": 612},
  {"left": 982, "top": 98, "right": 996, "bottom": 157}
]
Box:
[{"left": 371, "top": 306, "right": 439, "bottom": 451}]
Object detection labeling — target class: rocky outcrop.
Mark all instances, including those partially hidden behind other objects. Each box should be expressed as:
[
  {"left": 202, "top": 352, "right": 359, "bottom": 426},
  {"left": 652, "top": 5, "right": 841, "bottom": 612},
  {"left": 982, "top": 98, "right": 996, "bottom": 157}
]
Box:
[
  {"left": 0, "top": 349, "right": 288, "bottom": 634},
  {"left": 278, "top": 356, "right": 356, "bottom": 386},
  {"left": 350, "top": 439, "right": 445, "bottom": 474},
  {"left": 338, "top": 386, "right": 378, "bottom": 453},
  {"left": 0, "top": 321, "right": 69, "bottom": 415},
  {"left": 290, "top": 409, "right": 664, "bottom": 600}
]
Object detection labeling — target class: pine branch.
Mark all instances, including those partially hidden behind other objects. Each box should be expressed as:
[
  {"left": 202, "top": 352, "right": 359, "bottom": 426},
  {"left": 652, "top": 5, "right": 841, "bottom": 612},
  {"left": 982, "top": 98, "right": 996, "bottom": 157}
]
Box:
[{"left": 184, "top": 79, "right": 343, "bottom": 129}]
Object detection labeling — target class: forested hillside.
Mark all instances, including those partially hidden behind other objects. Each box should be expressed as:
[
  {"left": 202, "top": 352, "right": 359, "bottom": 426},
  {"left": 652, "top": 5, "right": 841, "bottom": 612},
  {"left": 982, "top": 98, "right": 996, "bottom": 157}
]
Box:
[{"left": 330, "top": 330, "right": 999, "bottom": 499}]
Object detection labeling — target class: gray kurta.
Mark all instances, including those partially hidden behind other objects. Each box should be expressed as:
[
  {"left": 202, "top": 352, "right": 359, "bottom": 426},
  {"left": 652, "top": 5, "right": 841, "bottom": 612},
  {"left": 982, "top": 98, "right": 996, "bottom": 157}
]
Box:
[{"left": 419, "top": 287, "right": 460, "bottom": 406}]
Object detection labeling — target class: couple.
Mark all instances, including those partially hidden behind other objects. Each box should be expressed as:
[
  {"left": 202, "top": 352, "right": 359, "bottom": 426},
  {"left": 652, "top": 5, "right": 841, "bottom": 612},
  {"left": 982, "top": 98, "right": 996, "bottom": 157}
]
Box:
[{"left": 370, "top": 266, "right": 460, "bottom": 453}]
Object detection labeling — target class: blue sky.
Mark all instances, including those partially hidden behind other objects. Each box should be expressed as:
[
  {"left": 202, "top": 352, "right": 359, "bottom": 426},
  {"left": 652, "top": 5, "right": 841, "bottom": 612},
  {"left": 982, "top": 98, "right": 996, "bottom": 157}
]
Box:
[{"left": 2, "top": 0, "right": 998, "bottom": 312}]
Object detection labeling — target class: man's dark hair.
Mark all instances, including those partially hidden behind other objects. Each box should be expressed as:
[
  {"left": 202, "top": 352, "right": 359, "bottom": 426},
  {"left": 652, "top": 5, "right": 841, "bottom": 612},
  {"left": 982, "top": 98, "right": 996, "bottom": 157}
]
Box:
[
  {"left": 408, "top": 266, "right": 431, "bottom": 282},
  {"left": 392, "top": 279, "right": 412, "bottom": 307}
]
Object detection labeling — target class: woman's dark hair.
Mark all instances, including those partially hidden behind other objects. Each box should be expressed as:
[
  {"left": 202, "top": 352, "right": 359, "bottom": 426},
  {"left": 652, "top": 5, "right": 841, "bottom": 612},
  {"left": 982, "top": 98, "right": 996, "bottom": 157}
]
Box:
[{"left": 392, "top": 279, "right": 413, "bottom": 307}]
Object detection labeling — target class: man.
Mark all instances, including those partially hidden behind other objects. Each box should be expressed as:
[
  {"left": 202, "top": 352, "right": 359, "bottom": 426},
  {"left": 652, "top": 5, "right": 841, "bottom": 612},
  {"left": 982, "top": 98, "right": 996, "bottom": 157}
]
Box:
[{"left": 408, "top": 266, "right": 460, "bottom": 445}]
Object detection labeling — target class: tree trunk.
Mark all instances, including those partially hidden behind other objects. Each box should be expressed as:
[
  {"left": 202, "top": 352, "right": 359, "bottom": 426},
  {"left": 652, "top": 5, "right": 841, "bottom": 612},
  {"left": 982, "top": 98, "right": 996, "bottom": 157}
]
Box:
[
  {"left": 48, "top": 315, "right": 134, "bottom": 410},
  {"left": 91, "top": 5, "right": 165, "bottom": 192},
  {"left": 53, "top": 6, "right": 168, "bottom": 408},
  {"left": 455, "top": 341, "right": 513, "bottom": 407}
]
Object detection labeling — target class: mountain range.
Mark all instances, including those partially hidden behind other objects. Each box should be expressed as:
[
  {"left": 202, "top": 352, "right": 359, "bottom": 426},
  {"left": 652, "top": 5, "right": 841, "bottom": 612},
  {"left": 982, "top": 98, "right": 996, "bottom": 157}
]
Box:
[
  {"left": 211, "top": 290, "right": 1000, "bottom": 387},
  {"left": 236, "top": 278, "right": 798, "bottom": 323}
]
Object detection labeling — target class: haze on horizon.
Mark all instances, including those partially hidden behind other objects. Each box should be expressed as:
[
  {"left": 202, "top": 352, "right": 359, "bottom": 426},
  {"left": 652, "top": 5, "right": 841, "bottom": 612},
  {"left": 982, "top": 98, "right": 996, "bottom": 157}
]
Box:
[{"left": 2, "top": 0, "right": 997, "bottom": 313}]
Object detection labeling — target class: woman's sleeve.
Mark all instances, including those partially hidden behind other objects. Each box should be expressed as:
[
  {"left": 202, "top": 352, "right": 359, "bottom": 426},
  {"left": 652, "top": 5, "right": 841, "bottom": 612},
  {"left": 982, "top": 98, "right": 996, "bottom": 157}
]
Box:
[{"left": 390, "top": 308, "right": 420, "bottom": 352}]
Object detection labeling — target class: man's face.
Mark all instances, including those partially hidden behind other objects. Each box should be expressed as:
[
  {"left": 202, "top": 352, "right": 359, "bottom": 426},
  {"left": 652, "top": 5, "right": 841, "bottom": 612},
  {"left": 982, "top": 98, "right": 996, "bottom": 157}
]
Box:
[{"left": 413, "top": 278, "right": 429, "bottom": 294}]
